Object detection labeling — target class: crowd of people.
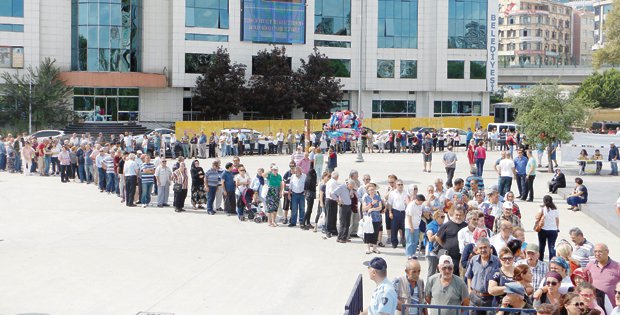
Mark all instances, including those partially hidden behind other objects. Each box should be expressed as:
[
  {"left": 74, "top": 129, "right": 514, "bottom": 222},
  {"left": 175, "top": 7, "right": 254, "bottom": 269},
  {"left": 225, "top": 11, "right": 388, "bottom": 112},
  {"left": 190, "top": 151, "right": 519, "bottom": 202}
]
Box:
[{"left": 2, "top": 127, "right": 620, "bottom": 315}]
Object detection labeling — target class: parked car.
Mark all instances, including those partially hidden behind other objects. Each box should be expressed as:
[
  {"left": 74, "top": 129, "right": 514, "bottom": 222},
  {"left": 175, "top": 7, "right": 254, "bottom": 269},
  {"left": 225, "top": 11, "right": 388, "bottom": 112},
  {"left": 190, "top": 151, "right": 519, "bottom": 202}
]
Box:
[
  {"left": 439, "top": 128, "right": 468, "bottom": 146},
  {"left": 220, "top": 128, "right": 264, "bottom": 153},
  {"left": 372, "top": 129, "right": 411, "bottom": 149},
  {"left": 29, "top": 130, "right": 65, "bottom": 142},
  {"left": 487, "top": 123, "right": 519, "bottom": 133},
  {"left": 133, "top": 128, "right": 175, "bottom": 142},
  {"left": 411, "top": 127, "right": 437, "bottom": 134}
]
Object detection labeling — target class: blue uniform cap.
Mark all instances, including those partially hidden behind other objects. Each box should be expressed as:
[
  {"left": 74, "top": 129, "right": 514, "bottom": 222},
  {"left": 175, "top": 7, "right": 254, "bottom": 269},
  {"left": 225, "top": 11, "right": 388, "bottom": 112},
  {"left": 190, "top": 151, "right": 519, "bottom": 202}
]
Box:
[{"left": 363, "top": 257, "right": 387, "bottom": 272}]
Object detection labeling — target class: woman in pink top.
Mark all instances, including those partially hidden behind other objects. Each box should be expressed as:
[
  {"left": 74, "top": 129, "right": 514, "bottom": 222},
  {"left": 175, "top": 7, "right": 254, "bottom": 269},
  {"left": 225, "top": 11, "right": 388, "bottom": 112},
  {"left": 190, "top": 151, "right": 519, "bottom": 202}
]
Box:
[
  {"left": 58, "top": 146, "right": 71, "bottom": 183},
  {"left": 474, "top": 140, "right": 487, "bottom": 177}
]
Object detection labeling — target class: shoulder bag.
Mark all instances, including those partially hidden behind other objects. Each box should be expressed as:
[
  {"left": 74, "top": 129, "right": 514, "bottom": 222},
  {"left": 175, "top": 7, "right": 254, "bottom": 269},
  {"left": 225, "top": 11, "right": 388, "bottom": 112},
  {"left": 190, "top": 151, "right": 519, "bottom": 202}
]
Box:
[{"left": 533, "top": 207, "right": 545, "bottom": 232}]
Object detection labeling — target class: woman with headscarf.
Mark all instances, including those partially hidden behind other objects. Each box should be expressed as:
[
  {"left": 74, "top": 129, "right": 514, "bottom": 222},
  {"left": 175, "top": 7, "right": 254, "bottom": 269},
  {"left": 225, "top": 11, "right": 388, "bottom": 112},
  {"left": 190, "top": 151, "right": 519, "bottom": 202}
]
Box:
[
  {"left": 190, "top": 160, "right": 207, "bottom": 210},
  {"left": 467, "top": 139, "right": 476, "bottom": 172},
  {"left": 570, "top": 268, "right": 613, "bottom": 315},
  {"left": 264, "top": 165, "right": 283, "bottom": 227}
]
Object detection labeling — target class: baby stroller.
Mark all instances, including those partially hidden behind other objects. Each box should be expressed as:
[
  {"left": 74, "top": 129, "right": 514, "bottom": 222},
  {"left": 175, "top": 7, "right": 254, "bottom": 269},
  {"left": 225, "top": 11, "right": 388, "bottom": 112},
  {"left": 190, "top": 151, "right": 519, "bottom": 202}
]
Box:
[{"left": 240, "top": 188, "right": 267, "bottom": 223}]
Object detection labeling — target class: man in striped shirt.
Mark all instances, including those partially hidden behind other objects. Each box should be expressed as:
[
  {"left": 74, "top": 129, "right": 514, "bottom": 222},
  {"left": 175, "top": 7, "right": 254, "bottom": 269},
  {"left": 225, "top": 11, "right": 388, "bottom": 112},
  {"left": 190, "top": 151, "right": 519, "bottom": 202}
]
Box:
[
  {"left": 140, "top": 155, "right": 156, "bottom": 207},
  {"left": 103, "top": 150, "right": 116, "bottom": 194}
]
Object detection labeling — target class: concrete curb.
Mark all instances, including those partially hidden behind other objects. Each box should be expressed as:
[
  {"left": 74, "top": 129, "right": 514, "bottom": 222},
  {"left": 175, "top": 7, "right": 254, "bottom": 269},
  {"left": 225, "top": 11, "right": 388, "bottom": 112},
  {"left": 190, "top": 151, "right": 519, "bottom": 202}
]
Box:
[{"left": 556, "top": 187, "right": 620, "bottom": 236}]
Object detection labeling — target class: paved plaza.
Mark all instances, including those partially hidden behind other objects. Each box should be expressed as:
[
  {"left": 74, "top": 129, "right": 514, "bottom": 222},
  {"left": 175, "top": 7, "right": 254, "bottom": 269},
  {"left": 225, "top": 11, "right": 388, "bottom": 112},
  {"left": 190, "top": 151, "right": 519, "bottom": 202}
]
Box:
[{"left": 0, "top": 149, "right": 618, "bottom": 315}]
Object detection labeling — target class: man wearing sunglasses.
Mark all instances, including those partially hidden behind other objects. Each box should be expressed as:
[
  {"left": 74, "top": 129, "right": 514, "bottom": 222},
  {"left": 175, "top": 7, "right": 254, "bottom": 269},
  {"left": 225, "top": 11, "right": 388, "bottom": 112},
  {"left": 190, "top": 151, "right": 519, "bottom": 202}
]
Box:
[{"left": 425, "top": 255, "right": 469, "bottom": 315}]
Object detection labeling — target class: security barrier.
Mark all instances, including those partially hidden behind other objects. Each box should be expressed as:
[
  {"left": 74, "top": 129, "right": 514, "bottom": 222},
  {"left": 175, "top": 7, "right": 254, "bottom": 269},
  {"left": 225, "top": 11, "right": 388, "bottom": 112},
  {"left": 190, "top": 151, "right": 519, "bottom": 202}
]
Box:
[
  {"left": 175, "top": 116, "right": 494, "bottom": 138},
  {"left": 343, "top": 274, "right": 363, "bottom": 315}
]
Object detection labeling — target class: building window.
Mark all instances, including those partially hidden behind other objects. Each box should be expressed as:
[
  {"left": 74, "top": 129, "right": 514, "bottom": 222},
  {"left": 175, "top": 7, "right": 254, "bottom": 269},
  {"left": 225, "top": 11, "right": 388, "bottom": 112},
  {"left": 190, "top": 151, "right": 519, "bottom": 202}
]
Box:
[
  {"left": 433, "top": 100, "right": 482, "bottom": 117},
  {"left": 71, "top": 0, "right": 143, "bottom": 72},
  {"left": 400, "top": 60, "right": 417, "bottom": 79},
  {"left": 0, "top": 46, "right": 24, "bottom": 68},
  {"left": 328, "top": 59, "right": 351, "bottom": 77},
  {"left": 470, "top": 61, "right": 486, "bottom": 79},
  {"left": 186, "top": 0, "right": 229, "bottom": 29},
  {"left": 73, "top": 88, "right": 140, "bottom": 122},
  {"left": 377, "top": 59, "right": 395, "bottom": 78},
  {"left": 315, "top": 0, "right": 351, "bottom": 35},
  {"left": 372, "top": 100, "right": 416, "bottom": 118},
  {"left": 378, "top": 0, "right": 419, "bottom": 48},
  {"left": 185, "top": 33, "right": 228, "bottom": 42},
  {"left": 447, "top": 60, "right": 464, "bottom": 79},
  {"left": 448, "top": 0, "right": 487, "bottom": 49},
  {"left": 0, "top": 0, "right": 23, "bottom": 17},
  {"left": 0, "top": 23, "right": 24, "bottom": 32},
  {"left": 314, "top": 40, "right": 351, "bottom": 48},
  {"left": 185, "top": 53, "right": 213, "bottom": 74}
]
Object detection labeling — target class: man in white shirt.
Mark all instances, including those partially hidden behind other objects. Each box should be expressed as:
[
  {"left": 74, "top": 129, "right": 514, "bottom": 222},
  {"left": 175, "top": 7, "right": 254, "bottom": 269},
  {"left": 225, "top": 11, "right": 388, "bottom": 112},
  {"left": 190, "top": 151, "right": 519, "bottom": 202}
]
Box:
[
  {"left": 490, "top": 220, "right": 515, "bottom": 251},
  {"left": 458, "top": 210, "right": 480, "bottom": 255},
  {"left": 405, "top": 193, "right": 425, "bottom": 259},
  {"left": 288, "top": 166, "right": 307, "bottom": 228},
  {"left": 323, "top": 171, "right": 340, "bottom": 238},
  {"left": 387, "top": 179, "right": 408, "bottom": 249},
  {"left": 155, "top": 159, "right": 172, "bottom": 207},
  {"left": 123, "top": 153, "right": 139, "bottom": 207},
  {"left": 496, "top": 151, "right": 515, "bottom": 196},
  {"left": 276, "top": 129, "right": 284, "bottom": 154},
  {"left": 446, "top": 178, "right": 464, "bottom": 201}
]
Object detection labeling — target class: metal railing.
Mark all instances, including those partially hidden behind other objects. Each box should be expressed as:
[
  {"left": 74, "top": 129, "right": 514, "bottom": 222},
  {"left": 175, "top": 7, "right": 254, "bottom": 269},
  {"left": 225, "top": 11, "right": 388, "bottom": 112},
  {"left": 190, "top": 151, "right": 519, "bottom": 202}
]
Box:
[
  {"left": 342, "top": 276, "right": 537, "bottom": 315},
  {"left": 402, "top": 304, "right": 538, "bottom": 315},
  {"left": 343, "top": 274, "right": 363, "bottom": 315}
]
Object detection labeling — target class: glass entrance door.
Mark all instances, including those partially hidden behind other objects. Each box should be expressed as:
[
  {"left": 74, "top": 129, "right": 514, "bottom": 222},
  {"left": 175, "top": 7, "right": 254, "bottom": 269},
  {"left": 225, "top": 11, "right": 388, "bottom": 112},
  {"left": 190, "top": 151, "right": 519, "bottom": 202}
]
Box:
[{"left": 106, "top": 98, "right": 118, "bottom": 121}]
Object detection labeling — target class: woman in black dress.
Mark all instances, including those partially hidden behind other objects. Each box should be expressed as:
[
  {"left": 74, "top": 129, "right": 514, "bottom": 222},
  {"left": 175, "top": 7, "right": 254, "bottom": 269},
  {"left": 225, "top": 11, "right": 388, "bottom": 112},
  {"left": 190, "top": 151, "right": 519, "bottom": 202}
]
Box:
[{"left": 190, "top": 160, "right": 207, "bottom": 209}]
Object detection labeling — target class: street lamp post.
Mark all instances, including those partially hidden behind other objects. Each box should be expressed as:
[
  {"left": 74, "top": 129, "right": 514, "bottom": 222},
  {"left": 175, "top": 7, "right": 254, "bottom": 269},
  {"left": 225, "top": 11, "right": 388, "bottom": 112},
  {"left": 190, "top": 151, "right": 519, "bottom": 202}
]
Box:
[
  {"left": 29, "top": 75, "right": 32, "bottom": 134},
  {"left": 355, "top": 0, "right": 365, "bottom": 163}
]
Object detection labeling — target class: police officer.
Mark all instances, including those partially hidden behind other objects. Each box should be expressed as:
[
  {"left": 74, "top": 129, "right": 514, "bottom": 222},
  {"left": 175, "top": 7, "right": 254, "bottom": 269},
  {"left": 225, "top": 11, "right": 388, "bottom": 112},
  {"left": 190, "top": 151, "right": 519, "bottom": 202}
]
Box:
[{"left": 362, "top": 257, "right": 397, "bottom": 315}]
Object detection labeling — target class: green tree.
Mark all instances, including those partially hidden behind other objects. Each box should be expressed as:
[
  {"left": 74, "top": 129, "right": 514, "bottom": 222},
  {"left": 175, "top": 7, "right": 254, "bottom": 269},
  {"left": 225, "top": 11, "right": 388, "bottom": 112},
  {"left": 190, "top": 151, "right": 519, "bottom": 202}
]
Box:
[
  {"left": 514, "top": 83, "right": 594, "bottom": 172},
  {"left": 294, "top": 48, "right": 344, "bottom": 118},
  {"left": 593, "top": 0, "right": 620, "bottom": 68},
  {"left": 244, "top": 46, "right": 297, "bottom": 119},
  {"left": 192, "top": 47, "right": 247, "bottom": 120},
  {"left": 0, "top": 58, "right": 74, "bottom": 132},
  {"left": 576, "top": 68, "right": 620, "bottom": 108}
]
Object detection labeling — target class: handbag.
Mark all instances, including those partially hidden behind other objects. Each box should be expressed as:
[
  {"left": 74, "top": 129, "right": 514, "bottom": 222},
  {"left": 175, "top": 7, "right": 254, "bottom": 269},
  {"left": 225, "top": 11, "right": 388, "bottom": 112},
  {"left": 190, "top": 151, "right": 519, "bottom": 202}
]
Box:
[
  {"left": 533, "top": 207, "right": 545, "bottom": 232},
  {"left": 173, "top": 183, "right": 182, "bottom": 192},
  {"left": 317, "top": 211, "right": 326, "bottom": 227},
  {"left": 357, "top": 219, "right": 366, "bottom": 238},
  {"left": 363, "top": 216, "right": 375, "bottom": 234}
]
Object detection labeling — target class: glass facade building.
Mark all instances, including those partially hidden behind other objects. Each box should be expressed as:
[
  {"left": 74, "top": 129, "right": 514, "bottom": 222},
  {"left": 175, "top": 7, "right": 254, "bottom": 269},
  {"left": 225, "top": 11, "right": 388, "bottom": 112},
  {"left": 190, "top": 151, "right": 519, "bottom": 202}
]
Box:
[
  {"left": 185, "top": 0, "right": 229, "bottom": 29},
  {"left": 448, "top": 0, "right": 487, "bottom": 49},
  {"left": 378, "top": 0, "right": 419, "bottom": 49},
  {"left": 71, "top": 0, "right": 143, "bottom": 72},
  {"left": 315, "top": 0, "right": 351, "bottom": 35},
  {"left": 372, "top": 100, "right": 416, "bottom": 118},
  {"left": 73, "top": 87, "right": 140, "bottom": 121},
  {"left": 0, "top": 0, "right": 23, "bottom": 17}
]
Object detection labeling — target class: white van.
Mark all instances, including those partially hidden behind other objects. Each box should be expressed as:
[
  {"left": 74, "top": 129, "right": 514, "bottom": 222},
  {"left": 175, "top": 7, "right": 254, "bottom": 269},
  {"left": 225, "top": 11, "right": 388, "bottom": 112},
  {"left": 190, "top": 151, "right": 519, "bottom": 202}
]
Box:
[{"left": 487, "top": 123, "right": 519, "bottom": 132}]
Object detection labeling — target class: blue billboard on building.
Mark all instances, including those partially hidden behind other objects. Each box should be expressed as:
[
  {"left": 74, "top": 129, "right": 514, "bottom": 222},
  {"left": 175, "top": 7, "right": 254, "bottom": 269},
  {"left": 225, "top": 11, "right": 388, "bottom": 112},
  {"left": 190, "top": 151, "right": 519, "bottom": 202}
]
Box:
[{"left": 242, "top": 0, "right": 306, "bottom": 44}]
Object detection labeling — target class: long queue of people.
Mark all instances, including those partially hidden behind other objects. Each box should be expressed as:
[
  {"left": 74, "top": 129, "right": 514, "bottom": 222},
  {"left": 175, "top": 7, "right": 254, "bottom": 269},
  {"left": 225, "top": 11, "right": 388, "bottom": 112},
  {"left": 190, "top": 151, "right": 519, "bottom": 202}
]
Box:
[{"left": 3, "top": 130, "right": 620, "bottom": 315}]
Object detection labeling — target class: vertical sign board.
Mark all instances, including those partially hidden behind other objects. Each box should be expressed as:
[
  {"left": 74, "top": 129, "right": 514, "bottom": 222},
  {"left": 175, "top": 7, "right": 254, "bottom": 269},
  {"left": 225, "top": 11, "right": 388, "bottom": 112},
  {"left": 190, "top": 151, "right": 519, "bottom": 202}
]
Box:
[
  {"left": 487, "top": 0, "right": 499, "bottom": 92},
  {"left": 242, "top": 0, "right": 306, "bottom": 44}
]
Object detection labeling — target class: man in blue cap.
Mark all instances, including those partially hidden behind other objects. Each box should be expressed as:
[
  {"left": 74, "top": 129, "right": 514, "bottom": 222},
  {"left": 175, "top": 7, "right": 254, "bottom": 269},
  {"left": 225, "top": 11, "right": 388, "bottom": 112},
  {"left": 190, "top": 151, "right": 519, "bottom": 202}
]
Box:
[
  {"left": 496, "top": 282, "right": 533, "bottom": 315},
  {"left": 361, "top": 257, "right": 397, "bottom": 315}
]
